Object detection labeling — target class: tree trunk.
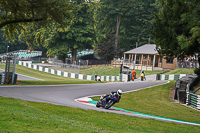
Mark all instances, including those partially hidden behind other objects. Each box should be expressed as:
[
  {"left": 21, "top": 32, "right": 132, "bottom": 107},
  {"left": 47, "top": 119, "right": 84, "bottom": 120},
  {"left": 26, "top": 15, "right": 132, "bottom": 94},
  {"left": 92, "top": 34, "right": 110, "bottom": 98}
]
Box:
[
  {"left": 114, "top": 15, "right": 121, "bottom": 57},
  {"left": 71, "top": 47, "right": 77, "bottom": 64}
]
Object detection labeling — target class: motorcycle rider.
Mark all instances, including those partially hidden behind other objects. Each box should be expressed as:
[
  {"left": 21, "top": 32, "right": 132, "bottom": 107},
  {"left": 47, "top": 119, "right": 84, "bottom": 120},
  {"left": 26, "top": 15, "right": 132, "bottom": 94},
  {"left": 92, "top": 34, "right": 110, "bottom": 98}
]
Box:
[
  {"left": 103, "top": 89, "right": 122, "bottom": 107},
  {"left": 141, "top": 70, "right": 146, "bottom": 80}
]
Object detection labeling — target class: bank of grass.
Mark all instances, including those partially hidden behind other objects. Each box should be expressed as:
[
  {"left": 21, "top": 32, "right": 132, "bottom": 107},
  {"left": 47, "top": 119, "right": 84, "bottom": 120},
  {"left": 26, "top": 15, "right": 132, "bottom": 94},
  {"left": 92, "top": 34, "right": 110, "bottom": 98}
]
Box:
[
  {"left": 92, "top": 81, "right": 200, "bottom": 124},
  {"left": 165, "top": 68, "right": 195, "bottom": 75},
  {"left": 0, "top": 64, "right": 98, "bottom": 85},
  {"left": 1, "top": 96, "right": 200, "bottom": 133},
  {"left": 80, "top": 65, "right": 165, "bottom": 78}
]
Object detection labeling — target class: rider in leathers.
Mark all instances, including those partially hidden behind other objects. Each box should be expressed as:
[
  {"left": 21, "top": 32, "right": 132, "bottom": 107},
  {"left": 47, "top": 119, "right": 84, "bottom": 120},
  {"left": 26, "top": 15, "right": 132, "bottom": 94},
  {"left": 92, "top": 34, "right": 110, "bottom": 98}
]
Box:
[{"left": 103, "top": 89, "right": 122, "bottom": 107}]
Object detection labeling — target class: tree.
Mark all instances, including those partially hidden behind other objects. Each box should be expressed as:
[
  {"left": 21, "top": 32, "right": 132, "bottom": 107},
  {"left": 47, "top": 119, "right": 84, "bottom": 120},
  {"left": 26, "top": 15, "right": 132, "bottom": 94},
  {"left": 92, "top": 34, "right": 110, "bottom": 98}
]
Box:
[
  {"left": 97, "top": 0, "right": 130, "bottom": 56},
  {"left": 152, "top": 0, "right": 200, "bottom": 70},
  {"left": 152, "top": 0, "right": 189, "bottom": 57},
  {"left": 119, "top": 0, "right": 156, "bottom": 50},
  {"left": 96, "top": 0, "right": 157, "bottom": 57},
  {"left": 0, "top": 0, "right": 74, "bottom": 38},
  {"left": 95, "top": 31, "right": 115, "bottom": 63},
  {"left": 24, "top": 1, "right": 97, "bottom": 63},
  {"left": 177, "top": 0, "right": 200, "bottom": 64}
]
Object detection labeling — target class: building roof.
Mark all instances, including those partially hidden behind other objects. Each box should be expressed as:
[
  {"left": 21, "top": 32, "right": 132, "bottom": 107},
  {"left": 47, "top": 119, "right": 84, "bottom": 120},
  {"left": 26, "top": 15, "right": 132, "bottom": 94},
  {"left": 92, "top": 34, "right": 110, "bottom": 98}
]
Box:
[{"left": 124, "top": 44, "right": 158, "bottom": 55}]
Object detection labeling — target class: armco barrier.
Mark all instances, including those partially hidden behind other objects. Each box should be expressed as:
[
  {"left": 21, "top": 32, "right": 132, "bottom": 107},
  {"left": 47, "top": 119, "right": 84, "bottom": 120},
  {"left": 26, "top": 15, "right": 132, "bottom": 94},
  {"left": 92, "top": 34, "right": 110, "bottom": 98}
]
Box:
[
  {"left": 186, "top": 92, "right": 200, "bottom": 110},
  {"left": 18, "top": 61, "right": 122, "bottom": 82}
]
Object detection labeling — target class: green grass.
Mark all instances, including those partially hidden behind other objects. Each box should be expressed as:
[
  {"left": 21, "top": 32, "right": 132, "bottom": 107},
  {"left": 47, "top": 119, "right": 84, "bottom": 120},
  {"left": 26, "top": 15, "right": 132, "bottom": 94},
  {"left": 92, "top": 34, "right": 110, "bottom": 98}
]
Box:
[
  {"left": 0, "top": 64, "right": 98, "bottom": 85},
  {"left": 92, "top": 81, "right": 200, "bottom": 124},
  {"left": 165, "top": 68, "right": 195, "bottom": 75},
  {"left": 80, "top": 65, "right": 165, "bottom": 78},
  {"left": 1, "top": 96, "right": 200, "bottom": 133}
]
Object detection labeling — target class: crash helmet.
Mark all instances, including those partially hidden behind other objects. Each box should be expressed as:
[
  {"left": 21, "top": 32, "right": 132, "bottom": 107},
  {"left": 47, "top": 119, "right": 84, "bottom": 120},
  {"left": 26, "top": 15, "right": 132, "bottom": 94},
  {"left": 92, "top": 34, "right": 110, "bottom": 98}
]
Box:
[{"left": 117, "top": 89, "right": 122, "bottom": 95}]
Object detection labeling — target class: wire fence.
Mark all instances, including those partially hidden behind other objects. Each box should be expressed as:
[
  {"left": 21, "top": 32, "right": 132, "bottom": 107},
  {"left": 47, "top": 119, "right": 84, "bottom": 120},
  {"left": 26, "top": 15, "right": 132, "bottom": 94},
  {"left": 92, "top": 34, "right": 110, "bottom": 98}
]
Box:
[{"left": 47, "top": 58, "right": 110, "bottom": 73}]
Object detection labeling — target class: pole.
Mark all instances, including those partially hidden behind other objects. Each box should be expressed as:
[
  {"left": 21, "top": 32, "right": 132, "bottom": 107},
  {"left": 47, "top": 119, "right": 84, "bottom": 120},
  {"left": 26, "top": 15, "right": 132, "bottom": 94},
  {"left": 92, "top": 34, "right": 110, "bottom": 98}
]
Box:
[
  {"left": 6, "top": 45, "right": 9, "bottom": 55},
  {"left": 79, "top": 60, "right": 80, "bottom": 74},
  {"left": 12, "top": 55, "right": 16, "bottom": 84}
]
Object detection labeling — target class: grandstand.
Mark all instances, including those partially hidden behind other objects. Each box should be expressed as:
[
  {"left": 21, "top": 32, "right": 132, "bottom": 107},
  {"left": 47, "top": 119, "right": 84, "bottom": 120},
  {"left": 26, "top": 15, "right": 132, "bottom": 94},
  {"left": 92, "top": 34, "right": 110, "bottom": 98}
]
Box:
[
  {"left": 0, "top": 50, "right": 42, "bottom": 60},
  {"left": 67, "top": 50, "right": 94, "bottom": 58}
]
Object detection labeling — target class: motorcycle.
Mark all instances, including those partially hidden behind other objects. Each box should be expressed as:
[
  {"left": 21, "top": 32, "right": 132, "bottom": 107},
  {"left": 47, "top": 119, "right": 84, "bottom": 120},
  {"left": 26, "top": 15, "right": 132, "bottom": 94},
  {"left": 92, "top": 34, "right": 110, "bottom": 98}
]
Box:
[
  {"left": 141, "top": 73, "right": 145, "bottom": 81},
  {"left": 96, "top": 94, "right": 116, "bottom": 109}
]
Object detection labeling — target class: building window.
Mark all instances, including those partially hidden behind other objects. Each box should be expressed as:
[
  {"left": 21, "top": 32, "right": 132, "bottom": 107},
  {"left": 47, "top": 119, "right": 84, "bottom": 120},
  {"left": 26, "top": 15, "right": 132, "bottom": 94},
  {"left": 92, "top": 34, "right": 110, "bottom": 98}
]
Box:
[
  {"left": 151, "top": 56, "right": 153, "bottom": 62},
  {"left": 166, "top": 57, "right": 173, "bottom": 64},
  {"left": 160, "top": 56, "right": 162, "bottom": 63}
]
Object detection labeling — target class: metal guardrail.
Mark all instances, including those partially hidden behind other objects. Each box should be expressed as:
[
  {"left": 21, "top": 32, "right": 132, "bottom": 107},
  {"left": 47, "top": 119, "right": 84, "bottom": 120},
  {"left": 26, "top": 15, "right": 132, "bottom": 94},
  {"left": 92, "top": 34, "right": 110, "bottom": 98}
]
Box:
[{"left": 186, "top": 92, "right": 200, "bottom": 110}]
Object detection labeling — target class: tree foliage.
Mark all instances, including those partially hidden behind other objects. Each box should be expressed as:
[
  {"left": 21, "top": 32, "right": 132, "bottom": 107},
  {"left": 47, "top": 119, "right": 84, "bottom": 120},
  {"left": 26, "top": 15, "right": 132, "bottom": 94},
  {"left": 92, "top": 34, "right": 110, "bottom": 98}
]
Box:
[
  {"left": 152, "top": 0, "right": 190, "bottom": 58},
  {"left": 95, "top": 31, "right": 115, "bottom": 62},
  {"left": 0, "top": 0, "right": 74, "bottom": 39},
  {"left": 120, "top": 0, "right": 156, "bottom": 49},
  {"left": 18, "top": 1, "right": 97, "bottom": 63},
  {"left": 96, "top": 0, "right": 156, "bottom": 57},
  {"left": 0, "top": 31, "right": 27, "bottom": 54},
  {"left": 152, "top": 0, "right": 200, "bottom": 68}
]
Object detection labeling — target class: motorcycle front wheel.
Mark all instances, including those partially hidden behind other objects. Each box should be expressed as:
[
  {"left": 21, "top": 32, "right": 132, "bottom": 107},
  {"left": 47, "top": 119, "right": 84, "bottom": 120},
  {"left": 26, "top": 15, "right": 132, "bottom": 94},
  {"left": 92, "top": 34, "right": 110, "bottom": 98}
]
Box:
[{"left": 105, "top": 100, "right": 114, "bottom": 109}]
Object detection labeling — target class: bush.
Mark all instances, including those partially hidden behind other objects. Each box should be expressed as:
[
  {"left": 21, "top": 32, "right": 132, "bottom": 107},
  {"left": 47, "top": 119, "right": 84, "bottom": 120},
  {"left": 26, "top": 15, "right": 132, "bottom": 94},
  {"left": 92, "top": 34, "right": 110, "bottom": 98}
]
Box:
[{"left": 194, "top": 68, "right": 200, "bottom": 77}]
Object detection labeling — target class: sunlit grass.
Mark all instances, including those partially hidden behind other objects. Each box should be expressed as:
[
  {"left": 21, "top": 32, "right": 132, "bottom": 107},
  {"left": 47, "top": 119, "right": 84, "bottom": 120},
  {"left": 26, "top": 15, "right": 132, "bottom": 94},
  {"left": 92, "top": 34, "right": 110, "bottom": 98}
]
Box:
[
  {"left": 1, "top": 96, "right": 200, "bottom": 132},
  {"left": 165, "top": 68, "right": 194, "bottom": 75},
  {"left": 92, "top": 81, "right": 200, "bottom": 124}
]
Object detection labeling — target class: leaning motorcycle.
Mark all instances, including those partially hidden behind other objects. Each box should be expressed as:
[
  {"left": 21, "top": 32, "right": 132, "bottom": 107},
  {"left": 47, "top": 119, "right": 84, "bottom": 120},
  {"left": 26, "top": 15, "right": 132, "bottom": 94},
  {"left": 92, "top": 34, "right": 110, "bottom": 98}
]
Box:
[
  {"left": 141, "top": 73, "right": 144, "bottom": 81},
  {"left": 96, "top": 94, "right": 116, "bottom": 109}
]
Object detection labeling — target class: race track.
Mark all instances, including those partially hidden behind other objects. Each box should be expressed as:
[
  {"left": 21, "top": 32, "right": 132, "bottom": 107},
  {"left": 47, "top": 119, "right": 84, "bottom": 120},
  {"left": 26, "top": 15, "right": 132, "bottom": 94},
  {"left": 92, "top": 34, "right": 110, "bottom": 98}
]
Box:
[
  {"left": 1, "top": 79, "right": 199, "bottom": 126},
  {"left": 0, "top": 80, "right": 167, "bottom": 110}
]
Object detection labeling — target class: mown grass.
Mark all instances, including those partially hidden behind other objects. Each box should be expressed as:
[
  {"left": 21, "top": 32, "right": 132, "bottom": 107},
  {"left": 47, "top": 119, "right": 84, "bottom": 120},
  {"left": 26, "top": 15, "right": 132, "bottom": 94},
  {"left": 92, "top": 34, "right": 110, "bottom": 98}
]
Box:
[
  {"left": 92, "top": 81, "right": 200, "bottom": 124},
  {"left": 1, "top": 96, "right": 200, "bottom": 133},
  {"left": 0, "top": 64, "right": 98, "bottom": 85},
  {"left": 165, "top": 68, "right": 195, "bottom": 75},
  {"left": 80, "top": 65, "right": 165, "bottom": 78}
]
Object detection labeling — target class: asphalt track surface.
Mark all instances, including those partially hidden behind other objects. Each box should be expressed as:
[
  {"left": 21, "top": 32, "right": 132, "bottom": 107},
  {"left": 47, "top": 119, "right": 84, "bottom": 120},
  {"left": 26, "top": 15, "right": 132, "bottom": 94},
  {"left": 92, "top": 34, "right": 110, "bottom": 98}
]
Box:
[{"left": 0, "top": 76, "right": 199, "bottom": 126}]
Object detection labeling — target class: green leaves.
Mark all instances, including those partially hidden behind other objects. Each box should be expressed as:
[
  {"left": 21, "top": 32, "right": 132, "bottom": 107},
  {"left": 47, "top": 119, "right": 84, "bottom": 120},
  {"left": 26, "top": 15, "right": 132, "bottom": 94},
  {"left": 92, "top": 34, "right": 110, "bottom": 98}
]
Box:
[
  {"left": 0, "top": 0, "right": 74, "bottom": 38},
  {"left": 152, "top": 0, "right": 191, "bottom": 57}
]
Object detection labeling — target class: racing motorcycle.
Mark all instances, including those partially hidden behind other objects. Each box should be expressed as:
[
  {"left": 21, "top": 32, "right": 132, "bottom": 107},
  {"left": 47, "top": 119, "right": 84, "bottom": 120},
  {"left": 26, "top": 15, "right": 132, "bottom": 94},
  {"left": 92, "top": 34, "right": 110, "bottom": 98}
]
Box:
[
  {"left": 140, "top": 73, "right": 145, "bottom": 81},
  {"left": 96, "top": 94, "right": 116, "bottom": 109}
]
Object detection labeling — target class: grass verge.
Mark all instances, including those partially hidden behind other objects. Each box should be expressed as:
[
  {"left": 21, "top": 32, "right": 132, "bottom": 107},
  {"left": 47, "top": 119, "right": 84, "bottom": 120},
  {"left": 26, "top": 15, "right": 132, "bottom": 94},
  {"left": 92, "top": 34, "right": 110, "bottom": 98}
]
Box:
[
  {"left": 0, "top": 96, "right": 200, "bottom": 133},
  {"left": 92, "top": 81, "right": 200, "bottom": 124},
  {"left": 0, "top": 64, "right": 99, "bottom": 85},
  {"left": 165, "top": 68, "right": 195, "bottom": 75},
  {"left": 80, "top": 65, "right": 165, "bottom": 78}
]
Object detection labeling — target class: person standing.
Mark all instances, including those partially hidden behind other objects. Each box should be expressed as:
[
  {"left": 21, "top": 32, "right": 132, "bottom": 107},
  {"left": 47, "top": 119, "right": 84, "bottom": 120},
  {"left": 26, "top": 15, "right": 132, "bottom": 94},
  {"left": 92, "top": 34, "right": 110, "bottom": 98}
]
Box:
[{"left": 131, "top": 69, "right": 137, "bottom": 81}]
